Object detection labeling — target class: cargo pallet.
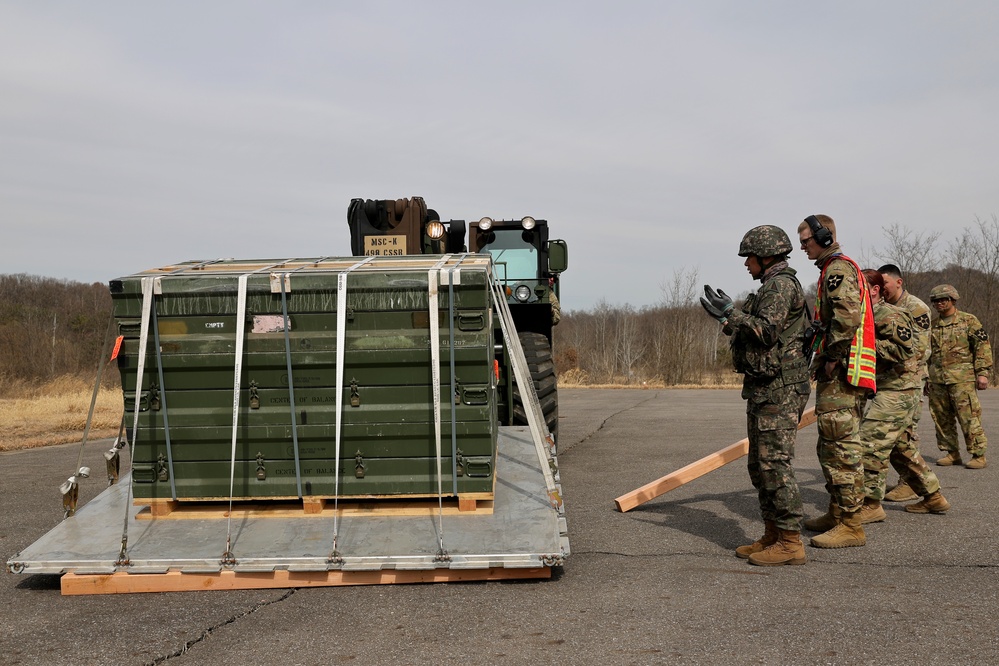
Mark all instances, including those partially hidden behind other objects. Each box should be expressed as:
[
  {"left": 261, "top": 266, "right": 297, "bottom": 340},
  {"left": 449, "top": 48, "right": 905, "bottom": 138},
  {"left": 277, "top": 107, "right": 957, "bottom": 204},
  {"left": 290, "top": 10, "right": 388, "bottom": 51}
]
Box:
[
  {"left": 10, "top": 427, "right": 564, "bottom": 595},
  {"left": 7, "top": 255, "right": 568, "bottom": 594}
]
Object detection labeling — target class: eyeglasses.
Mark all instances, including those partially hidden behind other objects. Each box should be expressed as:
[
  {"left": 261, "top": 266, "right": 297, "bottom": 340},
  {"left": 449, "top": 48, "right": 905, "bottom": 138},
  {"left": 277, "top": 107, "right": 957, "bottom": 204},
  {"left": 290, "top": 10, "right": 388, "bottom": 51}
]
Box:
[
  {"left": 931, "top": 298, "right": 952, "bottom": 304},
  {"left": 799, "top": 236, "right": 814, "bottom": 248}
]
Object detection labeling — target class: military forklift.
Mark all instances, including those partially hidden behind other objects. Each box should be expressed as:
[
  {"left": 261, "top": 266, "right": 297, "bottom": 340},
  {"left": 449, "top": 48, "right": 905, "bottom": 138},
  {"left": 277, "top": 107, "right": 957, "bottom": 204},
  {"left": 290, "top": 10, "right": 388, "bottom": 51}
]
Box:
[{"left": 347, "top": 197, "right": 568, "bottom": 440}]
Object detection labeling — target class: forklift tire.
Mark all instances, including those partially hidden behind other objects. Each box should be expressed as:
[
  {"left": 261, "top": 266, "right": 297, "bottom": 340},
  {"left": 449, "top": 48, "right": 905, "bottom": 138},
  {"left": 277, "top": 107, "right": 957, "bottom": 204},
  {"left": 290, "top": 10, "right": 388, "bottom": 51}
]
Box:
[{"left": 513, "top": 332, "right": 559, "bottom": 443}]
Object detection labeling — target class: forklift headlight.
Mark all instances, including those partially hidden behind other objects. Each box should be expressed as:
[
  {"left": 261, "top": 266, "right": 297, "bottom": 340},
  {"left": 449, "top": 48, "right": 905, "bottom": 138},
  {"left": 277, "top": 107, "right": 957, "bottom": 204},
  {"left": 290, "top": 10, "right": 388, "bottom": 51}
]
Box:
[
  {"left": 427, "top": 221, "right": 445, "bottom": 240},
  {"left": 514, "top": 285, "right": 532, "bottom": 302},
  {"left": 521, "top": 216, "right": 536, "bottom": 230},
  {"left": 478, "top": 217, "right": 493, "bottom": 232}
]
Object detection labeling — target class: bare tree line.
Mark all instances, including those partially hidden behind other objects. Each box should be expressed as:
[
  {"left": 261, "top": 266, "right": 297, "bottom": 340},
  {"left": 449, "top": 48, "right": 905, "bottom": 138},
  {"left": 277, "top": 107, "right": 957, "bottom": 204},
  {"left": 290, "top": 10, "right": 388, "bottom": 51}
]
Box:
[
  {"left": 0, "top": 275, "right": 112, "bottom": 395},
  {"left": 557, "top": 215, "right": 999, "bottom": 385},
  {"left": 2, "top": 215, "right": 998, "bottom": 395}
]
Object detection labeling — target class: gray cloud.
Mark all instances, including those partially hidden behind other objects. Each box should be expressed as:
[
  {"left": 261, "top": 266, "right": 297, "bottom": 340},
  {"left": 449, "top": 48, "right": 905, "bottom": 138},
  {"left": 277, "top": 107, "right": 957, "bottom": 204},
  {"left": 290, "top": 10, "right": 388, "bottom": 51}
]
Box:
[{"left": 1, "top": 2, "right": 997, "bottom": 307}]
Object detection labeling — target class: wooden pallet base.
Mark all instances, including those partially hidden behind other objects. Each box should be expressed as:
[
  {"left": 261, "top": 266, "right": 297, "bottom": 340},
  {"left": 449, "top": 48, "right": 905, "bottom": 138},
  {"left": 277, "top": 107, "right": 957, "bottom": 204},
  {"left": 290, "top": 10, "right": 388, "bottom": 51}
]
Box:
[
  {"left": 60, "top": 566, "right": 551, "bottom": 595},
  {"left": 136, "top": 497, "right": 493, "bottom": 520}
]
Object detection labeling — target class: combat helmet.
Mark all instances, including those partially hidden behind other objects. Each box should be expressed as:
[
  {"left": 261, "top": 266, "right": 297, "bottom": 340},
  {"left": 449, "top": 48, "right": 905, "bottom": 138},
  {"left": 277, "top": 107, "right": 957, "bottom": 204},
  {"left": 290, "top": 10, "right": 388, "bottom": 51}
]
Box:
[
  {"left": 929, "top": 284, "right": 960, "bottom": 301},
  {"left": 738, "top": 225, "right": 793, "bottom": 258}
]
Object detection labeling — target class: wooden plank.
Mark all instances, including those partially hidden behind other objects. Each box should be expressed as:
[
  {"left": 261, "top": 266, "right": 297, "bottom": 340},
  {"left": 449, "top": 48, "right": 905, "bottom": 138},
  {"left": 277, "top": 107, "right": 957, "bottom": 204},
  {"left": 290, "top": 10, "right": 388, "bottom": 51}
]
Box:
[
  {"left": 614, "top": 406, "right": 817, "bottom": 512},
  {"left": 61, "top": 566, "right": 551, "bottom": 595},
  {"left": 135, "top": 498, "right": 494, "bottom": 520}
]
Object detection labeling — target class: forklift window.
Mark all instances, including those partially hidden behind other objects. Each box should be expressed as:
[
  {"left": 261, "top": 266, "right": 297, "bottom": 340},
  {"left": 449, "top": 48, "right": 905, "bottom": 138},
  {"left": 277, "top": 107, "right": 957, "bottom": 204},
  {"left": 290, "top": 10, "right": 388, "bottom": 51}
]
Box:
[{"left": 481, "top": 229, "right": 538, "bottom": 282}]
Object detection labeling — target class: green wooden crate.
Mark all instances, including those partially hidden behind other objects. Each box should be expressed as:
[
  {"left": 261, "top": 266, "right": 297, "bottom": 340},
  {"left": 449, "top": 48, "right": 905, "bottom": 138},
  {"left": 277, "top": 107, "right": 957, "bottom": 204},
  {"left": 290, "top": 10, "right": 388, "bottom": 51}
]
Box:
[{"left": 111, "top": 255, "right": 498, "bottom": 501}]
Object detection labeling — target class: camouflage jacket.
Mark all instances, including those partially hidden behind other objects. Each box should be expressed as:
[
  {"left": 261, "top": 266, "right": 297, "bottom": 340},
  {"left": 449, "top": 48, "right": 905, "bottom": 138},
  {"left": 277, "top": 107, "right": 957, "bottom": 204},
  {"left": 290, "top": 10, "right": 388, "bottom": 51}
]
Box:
[
  {"left": 871, "top": 299, "right": 915, "bottom": 391},
  {"left": 725, "top": 266, "right": 810, "bottom": 404},
  {"left": 812, "top": 245, "right": 863, "bottom": 365},
  {"left": 928, "top": 310, "right": 993, "bottom": 384},
  {"left": 892, "top": 290, "right": 932, "bottom": 389}
]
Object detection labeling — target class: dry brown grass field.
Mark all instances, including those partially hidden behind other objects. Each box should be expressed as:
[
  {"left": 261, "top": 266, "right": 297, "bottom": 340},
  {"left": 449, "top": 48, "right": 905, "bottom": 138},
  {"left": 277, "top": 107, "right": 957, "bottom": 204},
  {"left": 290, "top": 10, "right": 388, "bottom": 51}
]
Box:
[{"left": 0, "top": 375, "right": 122, "bottom": 452}]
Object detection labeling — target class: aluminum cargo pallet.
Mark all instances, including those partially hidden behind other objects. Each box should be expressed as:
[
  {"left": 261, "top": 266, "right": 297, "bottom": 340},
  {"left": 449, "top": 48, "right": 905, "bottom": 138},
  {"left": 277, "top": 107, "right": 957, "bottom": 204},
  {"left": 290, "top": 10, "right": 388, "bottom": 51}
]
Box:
[{"left": 7, "top": 427, "right": 568, "bottom": 595}]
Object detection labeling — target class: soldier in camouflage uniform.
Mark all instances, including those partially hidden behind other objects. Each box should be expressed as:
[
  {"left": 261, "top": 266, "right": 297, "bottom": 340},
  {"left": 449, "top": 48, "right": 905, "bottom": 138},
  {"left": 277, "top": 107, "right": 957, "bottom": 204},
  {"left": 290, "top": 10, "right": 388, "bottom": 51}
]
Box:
[
  {"left": 878, "top": 264, "right": 941, "bottom": 505},
  {"left": 700, "top": 224, "right": 810, "bottom": 566},
  {"left": 857, "top": 270, "right": 950, "bottom": 521},
  {"left": 927, "top": 284, "right": 993, "bottom": 468},
  {"left": 797, "top": 215, "right": 872, "bottom": 549}
]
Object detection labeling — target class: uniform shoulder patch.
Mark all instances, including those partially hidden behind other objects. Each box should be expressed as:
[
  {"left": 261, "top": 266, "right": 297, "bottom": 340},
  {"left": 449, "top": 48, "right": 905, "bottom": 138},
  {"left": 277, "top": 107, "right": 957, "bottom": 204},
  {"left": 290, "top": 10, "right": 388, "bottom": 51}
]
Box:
[
  {"left": 826, "top": 274, "right": 844, "bottom": 291},
  {"left": 975, "top": 329, "right": 989, "bottom": 342},
  {"left": 897, "top": 325, "right": 911, "bottom": 342},
  {"left": 914, "top": 313, "right": 930, "bottom": 330}
]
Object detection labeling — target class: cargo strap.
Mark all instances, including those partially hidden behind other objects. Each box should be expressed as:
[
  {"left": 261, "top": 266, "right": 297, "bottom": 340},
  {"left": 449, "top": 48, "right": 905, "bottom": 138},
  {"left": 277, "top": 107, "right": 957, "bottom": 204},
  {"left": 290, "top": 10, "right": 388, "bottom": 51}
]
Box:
[
  {"left": 329, "top": 256, "right": 376, "bottom": 564},
  {"left": 220, "top": 260, "right": 295, "bottom": 566},
  {"left": 61, "top": 312, "right": 117, "bottom": 517},
  {"left": 442, "top": 255, "right": 471, "bottom": 496},
  {"left": 489, "top": 276, "right": 563, "bottom": 513},
  {"left": 117, "top": 276, "right": 156, "bottom": 567},
  {"left": 274, "top": 257, "right": 335, "bottom": 499},
  {"left": 105, "top": 416, "right": 127, "bottom": 487},
  {"left": 221, "top": 273, "right": 251, "bottom": 566},
  {"left": 428, "top": 254, "right": 454, "bottom": 561},
  {"left": 150, "top": 300, "right": 179, "bottom": 500}
]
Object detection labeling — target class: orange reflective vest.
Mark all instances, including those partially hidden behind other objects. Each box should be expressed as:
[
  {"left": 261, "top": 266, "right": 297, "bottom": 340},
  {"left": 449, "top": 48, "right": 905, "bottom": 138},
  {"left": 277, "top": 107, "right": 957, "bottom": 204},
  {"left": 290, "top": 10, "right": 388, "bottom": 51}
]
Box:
[{"left": 813, "top": 254, "right": 877, "bottom": 392}]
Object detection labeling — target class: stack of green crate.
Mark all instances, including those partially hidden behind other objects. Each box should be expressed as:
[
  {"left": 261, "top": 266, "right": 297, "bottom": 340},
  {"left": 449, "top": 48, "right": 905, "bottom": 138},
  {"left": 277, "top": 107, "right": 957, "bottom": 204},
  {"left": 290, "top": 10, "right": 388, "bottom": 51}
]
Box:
[{"left": 109, "top": 256, "right": 497, "bottom": 502}]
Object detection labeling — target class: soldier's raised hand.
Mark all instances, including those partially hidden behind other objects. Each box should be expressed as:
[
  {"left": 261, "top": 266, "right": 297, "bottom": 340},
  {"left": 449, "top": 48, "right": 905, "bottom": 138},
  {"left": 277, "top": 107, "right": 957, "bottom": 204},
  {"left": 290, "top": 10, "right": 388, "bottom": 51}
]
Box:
[{"left": 700, "top": 285, "right": 734, "bottom": 322}]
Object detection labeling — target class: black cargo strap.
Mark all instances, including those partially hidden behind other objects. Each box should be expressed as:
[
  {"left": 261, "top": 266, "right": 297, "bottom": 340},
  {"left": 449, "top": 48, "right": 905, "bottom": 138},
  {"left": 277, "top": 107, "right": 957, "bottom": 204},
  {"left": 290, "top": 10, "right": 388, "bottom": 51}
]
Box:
[
  {"left": 274, "top": 258, "right": 335, "bottom": 500},
  {"left": 150, "top": 302, "right": 179, "bottom": 501},
  {"left": 444, "top": 254, "right": 472, "bottom": 497}
]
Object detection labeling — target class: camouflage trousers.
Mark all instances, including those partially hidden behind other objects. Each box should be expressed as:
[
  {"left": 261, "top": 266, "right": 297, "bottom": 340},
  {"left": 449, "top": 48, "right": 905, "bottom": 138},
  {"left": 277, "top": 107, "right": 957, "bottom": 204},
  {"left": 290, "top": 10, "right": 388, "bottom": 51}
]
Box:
[
  {"left": 860, "top": 388, "right": 940, "bottom": 501},
  {"left": 815, "top": 377, "right": 866, "bottom": 513},
  {"left": 928, "top": 381, "right": 988, "bottom": 457},
  {"left": 747, "top": 387, "right": 809, "bottom": 531}
]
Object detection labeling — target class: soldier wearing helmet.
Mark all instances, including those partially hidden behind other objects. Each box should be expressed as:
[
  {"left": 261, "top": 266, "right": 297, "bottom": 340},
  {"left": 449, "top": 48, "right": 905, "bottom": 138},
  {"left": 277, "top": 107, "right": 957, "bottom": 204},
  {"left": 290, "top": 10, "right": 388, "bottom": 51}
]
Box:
[
  {"left": 699, "top": 224, "right": 810, "bottom": 566},
  {"left": 927, "top": 284, "right": 993, "bottom": 468}
]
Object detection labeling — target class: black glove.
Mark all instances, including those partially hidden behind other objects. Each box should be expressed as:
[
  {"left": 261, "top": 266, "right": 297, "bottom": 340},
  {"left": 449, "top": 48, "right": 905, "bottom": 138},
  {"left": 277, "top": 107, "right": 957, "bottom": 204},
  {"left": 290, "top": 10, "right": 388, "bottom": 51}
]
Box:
[{"left": 700, "top": 285, "right": 734, "bottom": 322}]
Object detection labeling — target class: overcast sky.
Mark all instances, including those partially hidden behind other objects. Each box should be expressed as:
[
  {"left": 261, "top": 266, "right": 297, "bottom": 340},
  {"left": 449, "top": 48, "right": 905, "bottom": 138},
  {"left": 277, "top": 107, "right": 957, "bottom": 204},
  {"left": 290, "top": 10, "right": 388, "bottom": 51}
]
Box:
[{"left": 2, "top": 2, "right": 996, "bottom": 309}]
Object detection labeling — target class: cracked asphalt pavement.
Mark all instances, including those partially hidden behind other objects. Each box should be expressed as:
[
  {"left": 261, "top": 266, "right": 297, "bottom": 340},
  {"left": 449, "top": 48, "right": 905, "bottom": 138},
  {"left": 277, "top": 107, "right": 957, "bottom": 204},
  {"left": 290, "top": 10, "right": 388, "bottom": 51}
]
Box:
[{"left": 3, "top": 388, "right": 998, "bottom": 664}]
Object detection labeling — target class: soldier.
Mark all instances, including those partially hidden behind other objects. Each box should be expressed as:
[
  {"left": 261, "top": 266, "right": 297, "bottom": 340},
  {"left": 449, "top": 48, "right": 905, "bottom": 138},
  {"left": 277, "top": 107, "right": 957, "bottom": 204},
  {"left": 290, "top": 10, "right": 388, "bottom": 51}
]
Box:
[
  {"left": 927, "top": 284, "right": 993, "bottom": 468},
  {"left": 857, "top": 270, "right": 949, "bottom": 521},
  {"left": 797, "top": 215, "right": 875, "bottom": 549},
  {"left": 700, "top": 225, "right": 810, "bottom": 566},
  {"left": 549, "top": 277, "right": 561, "bottom": 326},
  {"left": 877, "top": 264, "right": 936, "bottom": 504}
]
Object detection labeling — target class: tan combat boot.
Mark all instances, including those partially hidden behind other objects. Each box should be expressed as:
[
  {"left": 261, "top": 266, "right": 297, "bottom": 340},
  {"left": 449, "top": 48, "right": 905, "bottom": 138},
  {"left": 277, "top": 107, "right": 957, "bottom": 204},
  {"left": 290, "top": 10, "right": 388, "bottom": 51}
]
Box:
[
  {"left": 735, "top": 520, "right": 778, "bottom": 559},
  {"left": 803, "top": 503, "right": 840, "bottom": 532},
  {"left": 858, "top": 498, "right": 886, "bottom": 524},
  {"left": 905, "top": 491, "right": 951, "bottom": 514},
  {"left": 884, "top": 481, "right": 918, "bottom": 502},
  {"left": 810, "top": 510, "right": 866, "bottom": 549},
  {"left": 966, "top": 455, "right": 987, "bottom": 469},
  {"left": 937, "top": 452, "right": 963, "bottom": 466},
  {"left": 748, "top": 529, "right": 807, "bottom": 566}
]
